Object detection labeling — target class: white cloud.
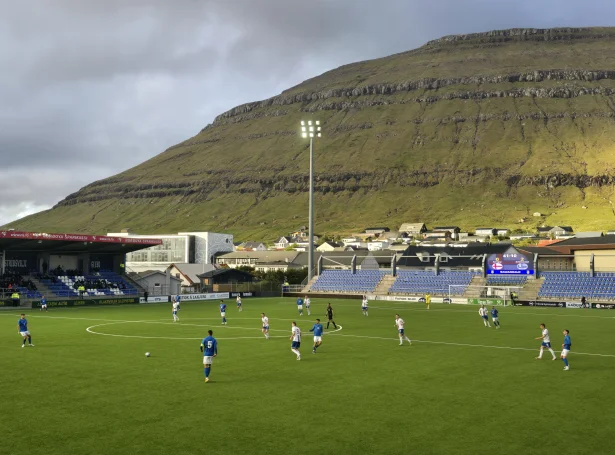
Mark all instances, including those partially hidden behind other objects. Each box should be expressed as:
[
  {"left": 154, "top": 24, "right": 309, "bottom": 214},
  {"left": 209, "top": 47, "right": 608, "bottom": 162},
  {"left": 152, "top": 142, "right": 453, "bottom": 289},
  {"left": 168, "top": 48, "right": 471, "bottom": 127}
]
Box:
[
  {"left": 0, "top": 0, "right": 614, "bottom": 227},
  {"left": 0, "top": 202, "right": 51, "bottom": 226}
]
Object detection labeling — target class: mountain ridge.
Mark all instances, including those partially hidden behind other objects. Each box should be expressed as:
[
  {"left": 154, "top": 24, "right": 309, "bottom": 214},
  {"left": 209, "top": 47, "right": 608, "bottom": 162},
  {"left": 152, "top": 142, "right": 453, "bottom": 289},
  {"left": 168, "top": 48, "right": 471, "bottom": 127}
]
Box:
[{"left": 8, "top": 27, "right": 615, "bottom": 238}]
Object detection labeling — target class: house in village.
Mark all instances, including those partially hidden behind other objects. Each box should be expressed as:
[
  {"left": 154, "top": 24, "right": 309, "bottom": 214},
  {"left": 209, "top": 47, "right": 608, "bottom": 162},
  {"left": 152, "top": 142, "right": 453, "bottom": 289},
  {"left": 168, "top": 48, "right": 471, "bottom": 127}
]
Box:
[
  {"left": 236, "top": 241, "right": 267, "bottom": 251},
  {"left": 167, "top": 263, "right": 216, "bottom": 292},
  {"left": 475, "top": 228, "right": 497, "bottom": 236},
  {"left": 364, "top": 227, "right": 390, "bottom": 236},
  {"left": 317, "top": 241, "right": 342, "bottom": 252},
  {"left": 399, "top": 223, "right": 427, "bottom": 237},
  {"left": 537, "top": 226, "right": 574, "bottom": 238},
  {"left": 433, "top": 226, "right": 461, "bottom": 241}
]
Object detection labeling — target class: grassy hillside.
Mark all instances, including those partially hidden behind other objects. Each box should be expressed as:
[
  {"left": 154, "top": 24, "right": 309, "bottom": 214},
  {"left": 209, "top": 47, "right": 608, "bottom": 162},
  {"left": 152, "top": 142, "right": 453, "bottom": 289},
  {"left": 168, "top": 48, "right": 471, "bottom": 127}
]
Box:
[{"left": 9, "top": 27, "right": 615, "bottom": 239}]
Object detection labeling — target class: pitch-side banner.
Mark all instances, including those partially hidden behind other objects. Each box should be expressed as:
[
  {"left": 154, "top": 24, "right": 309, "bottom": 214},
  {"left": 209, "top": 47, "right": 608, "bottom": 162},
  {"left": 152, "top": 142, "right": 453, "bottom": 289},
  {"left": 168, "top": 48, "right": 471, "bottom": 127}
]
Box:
[
  {"left": 180, "top": 293, "right": 230, "bottom": 301},
  {"left": 594, "top": 303, "right": 615, "bottom": 309},
  {"left": 31, "top": 297, "right": 139, "bottom": 307},
  {"left": 140, "top": 296, "right": 170, "bottom": 303},
  {"left": 467, "top": 298, "right": 506, "bottom": 306},
  {"left": 514, "top": 300, "right": 566, "bottom": 307},
  {"left": 373, "top": 295, "right": 464, "bottom": 304},
  {"left": 565, "top": 302, "right": 584, "bottom": 309}
]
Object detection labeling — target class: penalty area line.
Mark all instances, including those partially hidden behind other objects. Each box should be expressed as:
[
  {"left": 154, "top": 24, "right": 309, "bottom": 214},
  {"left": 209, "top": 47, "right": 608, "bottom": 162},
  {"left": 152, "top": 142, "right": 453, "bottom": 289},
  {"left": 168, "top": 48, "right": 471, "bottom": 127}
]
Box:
[{"left": 327, "top": 332, "right": 615, "bottom": 358}]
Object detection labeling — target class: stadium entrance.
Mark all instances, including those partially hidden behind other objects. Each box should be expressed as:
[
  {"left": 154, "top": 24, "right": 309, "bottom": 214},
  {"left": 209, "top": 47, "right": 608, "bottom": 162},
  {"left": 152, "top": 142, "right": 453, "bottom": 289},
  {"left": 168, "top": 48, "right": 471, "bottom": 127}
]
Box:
[{"left": 0, "top": 230, "right": 161, "bottom": 307}]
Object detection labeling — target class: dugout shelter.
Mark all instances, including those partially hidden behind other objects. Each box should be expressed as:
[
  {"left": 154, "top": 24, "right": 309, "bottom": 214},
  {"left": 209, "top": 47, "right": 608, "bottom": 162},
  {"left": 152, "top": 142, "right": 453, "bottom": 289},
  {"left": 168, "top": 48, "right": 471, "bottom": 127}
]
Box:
[{"left": 0, "top": 230, "right": 161, "bottom": 276}]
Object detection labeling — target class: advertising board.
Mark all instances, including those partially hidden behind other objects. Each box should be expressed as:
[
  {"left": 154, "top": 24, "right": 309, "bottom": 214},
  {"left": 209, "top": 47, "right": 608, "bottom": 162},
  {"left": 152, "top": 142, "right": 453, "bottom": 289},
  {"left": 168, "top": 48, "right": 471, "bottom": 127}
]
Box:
[{"left": 179, "top": 293, "right": 230, "bottom": 301}]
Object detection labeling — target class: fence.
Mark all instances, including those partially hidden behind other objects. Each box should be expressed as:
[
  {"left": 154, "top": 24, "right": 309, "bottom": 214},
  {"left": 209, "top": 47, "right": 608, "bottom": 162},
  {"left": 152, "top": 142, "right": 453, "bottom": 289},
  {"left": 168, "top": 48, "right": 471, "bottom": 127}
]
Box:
[
  {"left": 450, "top": 285, "right": 524, "bottom": 306},
  {"left": 199, "top": 282, "right": 280, "bottom": 294}
]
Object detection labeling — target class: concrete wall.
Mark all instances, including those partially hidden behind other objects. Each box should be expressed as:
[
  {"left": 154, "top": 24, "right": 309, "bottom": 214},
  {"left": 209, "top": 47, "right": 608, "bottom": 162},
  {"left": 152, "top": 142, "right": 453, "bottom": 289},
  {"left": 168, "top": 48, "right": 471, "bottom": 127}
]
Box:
[{"left": 574, "top": 250, "right": 615, "bottom": 272}]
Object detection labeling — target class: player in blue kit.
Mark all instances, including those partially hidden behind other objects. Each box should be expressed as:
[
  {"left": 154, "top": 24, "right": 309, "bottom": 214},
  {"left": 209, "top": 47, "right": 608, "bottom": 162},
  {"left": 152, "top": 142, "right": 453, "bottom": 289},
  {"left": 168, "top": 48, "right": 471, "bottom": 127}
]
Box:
[
  {"left": 175, "top": 294, "right": 181, "bottom": 311},
  {"left": 309, "top": 318, "right": 324, "bottom": 353},
  {"left": 296, "top": 297, "right": 304, "bottom": 316},
  {"left": 200, "top": 330, "right": 218, "bottom": 382},
  {"left": 220, "top": 301, "right": 227, "bottom": 325},
  {"left": 18, "top": 314, "right": 34, "bottom": 347},
  {"left": 561, "top": 330, "right": 571, "bottom": 371},
  {"left": 40, "top": 295, "right": 48, "bottom": 312},
  {"left": 490, "top": 306, "right": 500, "bottom": 329}
]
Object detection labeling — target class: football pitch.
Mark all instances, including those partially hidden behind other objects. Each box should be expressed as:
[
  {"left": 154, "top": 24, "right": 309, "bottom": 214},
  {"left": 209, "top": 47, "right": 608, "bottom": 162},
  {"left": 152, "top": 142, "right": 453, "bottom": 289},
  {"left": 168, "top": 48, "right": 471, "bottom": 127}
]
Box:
[{"left": 2, "top": 298, "right": 615, "bottom": 455}]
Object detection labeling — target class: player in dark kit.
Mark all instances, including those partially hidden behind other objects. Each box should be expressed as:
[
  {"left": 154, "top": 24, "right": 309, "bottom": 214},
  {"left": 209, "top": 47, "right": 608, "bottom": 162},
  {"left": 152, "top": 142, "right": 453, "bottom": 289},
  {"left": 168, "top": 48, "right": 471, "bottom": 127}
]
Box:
[{"left": 325, "top": 303, "right": 337, "bottom": 329}]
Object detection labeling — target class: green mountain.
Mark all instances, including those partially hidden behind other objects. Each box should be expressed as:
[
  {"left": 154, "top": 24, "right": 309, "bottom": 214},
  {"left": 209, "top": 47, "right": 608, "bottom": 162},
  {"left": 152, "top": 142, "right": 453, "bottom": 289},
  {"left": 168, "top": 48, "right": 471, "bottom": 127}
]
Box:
[{"left": 10, "top": 27, "right": 615, "bottom": 239}]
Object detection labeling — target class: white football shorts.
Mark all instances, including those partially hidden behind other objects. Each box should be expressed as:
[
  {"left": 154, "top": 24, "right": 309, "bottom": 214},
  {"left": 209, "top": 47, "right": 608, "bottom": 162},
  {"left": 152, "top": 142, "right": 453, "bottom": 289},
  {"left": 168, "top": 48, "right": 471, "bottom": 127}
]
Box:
[
  {"left": 220, "top": 312, "right": 226, "bottom": 317},
  {"left": 203, "top": 356, "right": 214, "bottom": 365},
  {"left": 313, "top": 336, "right": 322, "bottom": 343},
  {"left": 19, "top": 331, "right": 30, "bottom": 337},
  {"left": 561, "top": 349, "right": 570, "bottom": 357}
]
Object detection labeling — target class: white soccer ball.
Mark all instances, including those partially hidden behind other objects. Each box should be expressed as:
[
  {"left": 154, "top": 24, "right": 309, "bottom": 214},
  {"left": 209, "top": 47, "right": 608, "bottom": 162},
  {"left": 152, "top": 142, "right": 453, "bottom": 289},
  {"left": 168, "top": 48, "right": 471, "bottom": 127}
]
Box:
[{"left": 145, "top": 352, "right": 151, "bottom": 357}]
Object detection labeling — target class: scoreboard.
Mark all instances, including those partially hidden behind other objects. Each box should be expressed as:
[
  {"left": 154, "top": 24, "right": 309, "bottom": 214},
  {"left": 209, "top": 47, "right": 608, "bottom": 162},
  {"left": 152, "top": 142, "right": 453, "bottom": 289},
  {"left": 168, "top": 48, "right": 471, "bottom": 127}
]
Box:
[{"left": 487, "top": 252, "right": 534, "bottom": 275}]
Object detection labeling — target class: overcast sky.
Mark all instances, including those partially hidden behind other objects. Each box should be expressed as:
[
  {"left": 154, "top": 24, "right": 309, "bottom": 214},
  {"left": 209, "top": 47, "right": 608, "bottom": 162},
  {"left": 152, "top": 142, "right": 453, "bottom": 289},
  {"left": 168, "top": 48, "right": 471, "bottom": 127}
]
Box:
[{"left": 1, "top": 0, "right": 613, "bottom": 226}]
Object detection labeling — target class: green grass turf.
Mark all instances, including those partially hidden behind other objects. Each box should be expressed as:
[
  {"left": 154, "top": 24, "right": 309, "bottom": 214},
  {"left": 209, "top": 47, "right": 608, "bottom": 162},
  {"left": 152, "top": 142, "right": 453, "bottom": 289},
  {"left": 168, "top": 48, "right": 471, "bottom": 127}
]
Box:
[{"left": 2, "top": 298, "right": 615, "bottom": 455}]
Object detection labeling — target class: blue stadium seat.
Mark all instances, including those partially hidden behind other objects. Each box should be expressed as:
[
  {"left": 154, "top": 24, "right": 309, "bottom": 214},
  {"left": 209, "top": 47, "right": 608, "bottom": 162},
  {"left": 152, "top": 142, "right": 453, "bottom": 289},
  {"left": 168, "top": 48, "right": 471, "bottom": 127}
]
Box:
[
  {"left": 311, "top": 270, "right": 389, "bottom": 293},
  {"left": 537, "top": 272, "right": 615, "bottom": 301},
  {"left": 389, "top": 270, "right": 478, "bottom": 295}
]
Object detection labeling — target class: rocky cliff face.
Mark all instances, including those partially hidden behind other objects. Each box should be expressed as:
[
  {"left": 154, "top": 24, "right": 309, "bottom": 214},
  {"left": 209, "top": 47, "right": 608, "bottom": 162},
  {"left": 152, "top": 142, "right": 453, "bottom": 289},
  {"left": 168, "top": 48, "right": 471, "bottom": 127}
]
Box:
[{"left": 12, "top": 27, "right": 615, "bottom": 237}]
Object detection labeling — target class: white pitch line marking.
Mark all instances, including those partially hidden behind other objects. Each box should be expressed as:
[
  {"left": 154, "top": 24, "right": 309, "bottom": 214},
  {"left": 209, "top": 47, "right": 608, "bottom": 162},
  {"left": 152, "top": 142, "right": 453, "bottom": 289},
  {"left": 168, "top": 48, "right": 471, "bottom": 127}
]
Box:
[
  {"left": 85, "top": 321, "right": 342, "bottom": 341},
  {"left": 326, "top": 332, "right": 615, "bottom": 358}
]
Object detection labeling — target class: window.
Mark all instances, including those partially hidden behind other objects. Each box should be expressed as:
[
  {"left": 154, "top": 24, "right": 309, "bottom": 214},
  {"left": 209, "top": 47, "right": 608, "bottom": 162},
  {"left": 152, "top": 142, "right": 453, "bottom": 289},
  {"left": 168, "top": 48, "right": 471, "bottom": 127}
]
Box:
[{"left": 128, "top": 237, "right": 186, "bottom": 264}]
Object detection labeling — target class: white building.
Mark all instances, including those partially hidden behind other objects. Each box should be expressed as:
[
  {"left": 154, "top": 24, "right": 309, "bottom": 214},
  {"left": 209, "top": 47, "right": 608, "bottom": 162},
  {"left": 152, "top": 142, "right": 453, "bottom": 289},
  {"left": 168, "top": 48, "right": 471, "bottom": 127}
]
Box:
[
  {"left": 367, "top": 240, "right": 390, "bottom": 251},
  {"left": 475, "top": 228, "right": 497, "bottom": 236},
  {"left": 108, "top": 230, "right": 233, "bottom": 273},
  {"left": 128, "top": 270, "right": 182, "bottom": 296}
]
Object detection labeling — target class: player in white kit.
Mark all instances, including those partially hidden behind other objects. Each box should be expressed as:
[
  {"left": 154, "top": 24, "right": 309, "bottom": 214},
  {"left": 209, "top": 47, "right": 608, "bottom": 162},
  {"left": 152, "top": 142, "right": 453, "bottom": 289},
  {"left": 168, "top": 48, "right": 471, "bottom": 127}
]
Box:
[
  {"left": 362, "top": 296, "right": 369, "bottom": 316},
  {"left": 172, "top": 301, "right": 180, "bottom": 322},
  {"left": 478, "top": 305, "right": 491, "bottom": 327},
  {"left": 261, "top": 313, "right": 270, "bottom": 339},
  {"left": 304, "top": 297, "right": 311, "bottom": 316},
  {"left": 535, "top": 323, "right": 557, "bottom": 360},
  {"left": 290, "top": 321, "right": 301, "bottom": 360},
  {"left": 395, "top": 314, "right": 411, "bottom": 346}
]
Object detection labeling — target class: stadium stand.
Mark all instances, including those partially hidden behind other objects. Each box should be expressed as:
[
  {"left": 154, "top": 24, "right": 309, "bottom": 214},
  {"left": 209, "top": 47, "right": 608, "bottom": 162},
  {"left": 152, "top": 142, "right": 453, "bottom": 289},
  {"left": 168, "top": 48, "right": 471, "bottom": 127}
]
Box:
[
  {"left": 537, "top": 272, "right": 615, "bottom": 300},
  {"left": 485, "top": 275, "right": 528, "bottom": 286},
  {"left": 0, "top": 273, "right": 42, "bottom": 299},
  {"left": 40, "top": 271, "right": 138, "bottom": 298},
  {"left": 389, "top": 270, "right": 478, "bottom": 295},
  {"left": 310, "top": 270, "right": 389, "bottom": 293}
]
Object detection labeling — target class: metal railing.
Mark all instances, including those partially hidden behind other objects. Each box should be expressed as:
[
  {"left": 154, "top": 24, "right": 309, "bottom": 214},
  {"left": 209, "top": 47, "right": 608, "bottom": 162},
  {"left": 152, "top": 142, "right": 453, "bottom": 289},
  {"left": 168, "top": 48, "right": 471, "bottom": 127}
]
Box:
[
  {"left": 282, "top": 285, "right": 305, "bottom": 293},
  {"left": 200, "top": 282, "right": 281, "bottom": 293}
]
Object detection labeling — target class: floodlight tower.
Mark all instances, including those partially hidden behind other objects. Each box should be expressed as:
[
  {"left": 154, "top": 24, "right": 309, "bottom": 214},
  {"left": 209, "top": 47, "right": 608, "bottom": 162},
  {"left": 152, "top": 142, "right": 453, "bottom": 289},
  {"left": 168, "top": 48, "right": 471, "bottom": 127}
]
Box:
[{"left": 300, "top": 120, "right": 321, "bottom": 281}]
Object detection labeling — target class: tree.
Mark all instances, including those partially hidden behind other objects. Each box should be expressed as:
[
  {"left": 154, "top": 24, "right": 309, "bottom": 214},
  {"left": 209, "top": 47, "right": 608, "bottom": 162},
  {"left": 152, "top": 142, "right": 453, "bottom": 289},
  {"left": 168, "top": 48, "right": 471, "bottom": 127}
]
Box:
[{"left": 237, "top": 266, "right": 256, "bottom": 276}]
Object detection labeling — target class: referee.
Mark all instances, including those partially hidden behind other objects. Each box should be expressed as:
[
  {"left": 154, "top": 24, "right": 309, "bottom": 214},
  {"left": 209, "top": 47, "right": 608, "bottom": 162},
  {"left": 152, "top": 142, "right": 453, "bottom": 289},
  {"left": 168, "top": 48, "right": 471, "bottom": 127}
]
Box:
[{"left": 325, "top": 303, "right": 337, "bottom": 329}]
